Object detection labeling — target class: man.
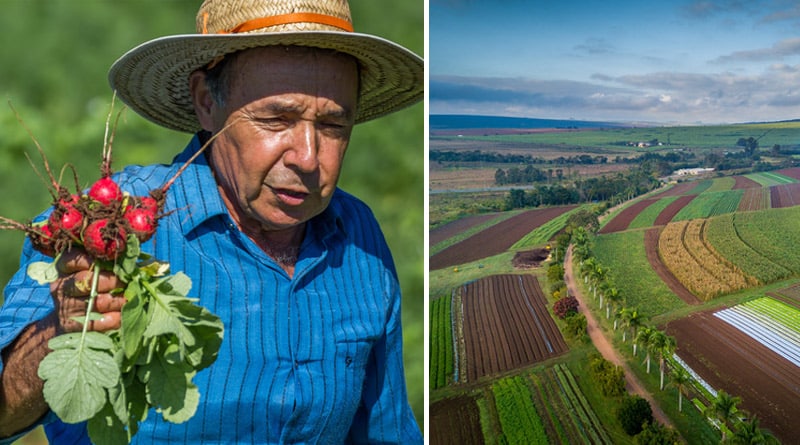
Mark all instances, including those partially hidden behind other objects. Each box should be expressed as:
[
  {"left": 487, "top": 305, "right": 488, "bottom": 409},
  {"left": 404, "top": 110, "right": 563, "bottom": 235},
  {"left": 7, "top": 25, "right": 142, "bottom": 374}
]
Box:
[{"left": 0, "top": 0, "right": 423, "bottom": 443}]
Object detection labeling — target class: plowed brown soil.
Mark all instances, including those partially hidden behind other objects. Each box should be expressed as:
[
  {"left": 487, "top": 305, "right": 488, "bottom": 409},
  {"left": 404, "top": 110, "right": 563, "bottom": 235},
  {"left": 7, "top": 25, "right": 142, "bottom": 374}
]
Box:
[
  {"left": 732, "top": 175, "right": 762, "bottom": 189},
  {"left": 430, "top": 395, "right": 484, "bottom": 445},
  {"left": 461, "top": 274, "right": 567, "bottom": 382},
  {"left": 430, "top": 206, "right": 576, "bottom": 270},
  {"left": 666, "top": 311, "right": 800, "bottom": 444},
  {"left": 598, "top": 198, "right": 659, "bottom": 234},
  {"left": 653, "top": 195, "right": 696, "bottom": 226}
]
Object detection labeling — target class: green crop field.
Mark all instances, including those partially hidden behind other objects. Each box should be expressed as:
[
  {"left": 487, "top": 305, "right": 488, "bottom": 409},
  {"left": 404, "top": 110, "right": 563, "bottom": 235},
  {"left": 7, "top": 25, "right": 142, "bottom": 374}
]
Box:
[
  {"left": 592, "top": 231, "right": 684, "bottom": 316},
  {"left": 437, "top": 121, "right": 800, "bottom": 152}
]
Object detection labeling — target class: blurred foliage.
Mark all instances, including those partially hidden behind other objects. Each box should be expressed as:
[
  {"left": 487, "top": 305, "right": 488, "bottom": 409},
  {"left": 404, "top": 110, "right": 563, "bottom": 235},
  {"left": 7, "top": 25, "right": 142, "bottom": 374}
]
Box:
[{"left": 1, "top": 0, "right": 424, "bottom": 442}]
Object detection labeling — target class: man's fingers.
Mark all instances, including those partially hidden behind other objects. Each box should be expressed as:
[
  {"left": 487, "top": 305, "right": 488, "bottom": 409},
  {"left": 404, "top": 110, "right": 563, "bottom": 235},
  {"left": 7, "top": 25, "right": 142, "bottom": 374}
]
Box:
[
  {"left": 55, "top": 248, "right": 93, "bottom": 275},
  {"left": 89, "top": 312, "right": 122, "bottom": 332},
  {"left": 53, "top": 270, "right": 124, "bottom": 298},
  {"left": 93, "top": 293, "right": 127, "bottom": 313}
]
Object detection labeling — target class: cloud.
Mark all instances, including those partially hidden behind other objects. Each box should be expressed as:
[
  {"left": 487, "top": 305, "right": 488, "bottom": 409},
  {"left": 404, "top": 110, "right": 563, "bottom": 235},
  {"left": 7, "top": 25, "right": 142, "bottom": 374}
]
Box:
[
  {"left": 712, "top": 37, "right": 800, "bottom": 63},
  {"left": 574, "top": 38, "right": 616, "bottom": 55},
  {"left": 430, "top": 65, "right": 800, "bottom": 123}
]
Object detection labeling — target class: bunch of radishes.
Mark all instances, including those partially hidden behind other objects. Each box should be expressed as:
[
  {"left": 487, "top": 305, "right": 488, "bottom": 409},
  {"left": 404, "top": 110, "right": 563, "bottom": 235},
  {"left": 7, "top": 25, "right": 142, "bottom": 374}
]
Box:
[{"left": 30, "top": 175, "right": 162, "bottom": 261}]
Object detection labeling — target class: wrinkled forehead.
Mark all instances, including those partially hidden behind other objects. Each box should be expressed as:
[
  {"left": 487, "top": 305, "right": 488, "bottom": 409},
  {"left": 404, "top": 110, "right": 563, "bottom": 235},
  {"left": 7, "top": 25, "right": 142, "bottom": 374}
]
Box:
[{"left": 223, "top": 46, "right": 359, "bottom": 114}]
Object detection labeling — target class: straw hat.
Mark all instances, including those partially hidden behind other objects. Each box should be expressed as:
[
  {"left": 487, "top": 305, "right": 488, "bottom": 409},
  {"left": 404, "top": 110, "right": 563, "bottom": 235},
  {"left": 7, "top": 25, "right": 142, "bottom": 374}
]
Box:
[{"left": 108, "top": 0, "right": 423, "bottom": 133}]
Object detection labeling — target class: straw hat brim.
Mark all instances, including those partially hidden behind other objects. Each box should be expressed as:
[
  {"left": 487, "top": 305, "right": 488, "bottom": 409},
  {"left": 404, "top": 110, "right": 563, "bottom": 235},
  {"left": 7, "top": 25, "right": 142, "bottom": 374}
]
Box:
[{"left": 108, "top": 31, "right": 423, "bottom": 133}]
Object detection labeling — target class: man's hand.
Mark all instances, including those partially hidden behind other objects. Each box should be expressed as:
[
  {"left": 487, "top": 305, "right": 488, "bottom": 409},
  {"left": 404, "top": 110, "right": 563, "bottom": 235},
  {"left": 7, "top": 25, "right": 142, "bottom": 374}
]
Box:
[{"left": 49, "top": 248, "right": 126, "bottom": 333}]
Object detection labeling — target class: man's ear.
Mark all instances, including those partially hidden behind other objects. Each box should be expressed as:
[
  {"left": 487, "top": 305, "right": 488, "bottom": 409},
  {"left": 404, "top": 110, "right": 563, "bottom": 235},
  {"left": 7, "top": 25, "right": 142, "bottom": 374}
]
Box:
[{"left": 189, "top": 70, "right": 216, "bottom": 131}]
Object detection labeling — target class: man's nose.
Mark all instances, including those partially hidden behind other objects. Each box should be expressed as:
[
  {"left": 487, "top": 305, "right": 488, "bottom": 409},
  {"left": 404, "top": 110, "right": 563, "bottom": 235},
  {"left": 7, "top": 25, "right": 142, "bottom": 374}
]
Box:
[{"left": 284, "top": 121, "right": 319, "bottom": 172}]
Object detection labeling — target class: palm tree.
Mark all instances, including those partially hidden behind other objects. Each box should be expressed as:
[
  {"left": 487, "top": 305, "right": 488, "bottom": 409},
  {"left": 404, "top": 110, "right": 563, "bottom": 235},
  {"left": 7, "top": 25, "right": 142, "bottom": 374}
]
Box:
[
  {"left": 581, "top": 257, "right": 597, "bottom": 285},
  {"left": 592, "top": 266, "right": 606, "bottom": 301},
  {"left": 726, "top": 416, "right": 780, "bottom": 444},
  {"left": 617, "top": 307, "right": 631, "bottom": 339},
  {"left": 636, "top": 326, "right": 655, "bottom": 370},
  {"left": 669, "top": 367, "right": 691, "bottom": 412},
  {"left": 706, "top": 390, "right": 741, "bottom": 442},
  {"left": 657, "top": 333, "right": 677, "bottom": 390},
  {"left": 629, "top": 310, "right": 644, "bottom": 353},
  {"left": 605, "top": 285, "right": 621, "bottom": 320}
]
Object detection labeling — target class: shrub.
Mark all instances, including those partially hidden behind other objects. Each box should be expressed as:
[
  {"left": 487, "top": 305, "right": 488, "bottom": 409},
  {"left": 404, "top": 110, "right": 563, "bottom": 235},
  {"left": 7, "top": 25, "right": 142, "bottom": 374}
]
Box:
[
  {"left": 589, "top": 357, "right": 625, "bottom": 396},
  {"left": 547, "top": 263, "right": 565, "bottom": 283},
  {"left": 563, "top": 313, "right": 588, "bottom": 341},
  {"left": 618, "top": 395, "right": 653, "bottom": 436},
  {"left": 553, "top": 296, "right": 579, "bottom": 319}
]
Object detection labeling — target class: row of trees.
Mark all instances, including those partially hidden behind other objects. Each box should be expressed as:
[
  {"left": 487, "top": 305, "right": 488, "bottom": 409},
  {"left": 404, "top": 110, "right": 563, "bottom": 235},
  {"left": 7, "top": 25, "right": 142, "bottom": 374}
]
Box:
[
  {"left": 431, "top": 149, "right": 608, "bottom": 165},
  {"left": 503, "top": 167, "right": 661, "bottom": 211},
  {"left": 567, "top": 226, "right": 779, "bottom": 443}
]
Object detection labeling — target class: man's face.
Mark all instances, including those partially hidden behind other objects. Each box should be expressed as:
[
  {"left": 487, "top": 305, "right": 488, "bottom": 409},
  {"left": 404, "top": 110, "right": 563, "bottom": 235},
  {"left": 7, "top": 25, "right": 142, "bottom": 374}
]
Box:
[{"left": 199, "top": 46, "right": 358, "bottom": 233}]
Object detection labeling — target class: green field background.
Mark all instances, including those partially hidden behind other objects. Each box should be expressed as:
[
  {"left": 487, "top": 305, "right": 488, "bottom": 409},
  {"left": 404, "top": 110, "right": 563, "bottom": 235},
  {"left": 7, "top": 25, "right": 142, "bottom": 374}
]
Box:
[{"left": 0, "top": 1, "right": 424, "bottom": 442}]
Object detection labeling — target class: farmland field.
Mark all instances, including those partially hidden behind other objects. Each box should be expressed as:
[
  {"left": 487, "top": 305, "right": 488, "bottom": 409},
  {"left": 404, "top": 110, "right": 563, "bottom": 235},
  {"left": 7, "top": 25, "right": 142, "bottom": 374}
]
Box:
[
  {"left": 430, "top": 122, "right": 800, "bottom": 444},
  {"left": 430, "top": 395, "right": 484, "bottom": 445},
  {"left": 459, "top": 274, "right": 567, "bottom": 382},
  {"left": 430, "top": 205, "right": 577, "bottom": 270},
  {"left": 593, "top": 230, "right": 688, "bottom": 312},
  {"left": 666, "top": 300, "right": 800, "bottom": 444},
  {"left": 430, "top": 296, "right": 454, "bottom": 390}
]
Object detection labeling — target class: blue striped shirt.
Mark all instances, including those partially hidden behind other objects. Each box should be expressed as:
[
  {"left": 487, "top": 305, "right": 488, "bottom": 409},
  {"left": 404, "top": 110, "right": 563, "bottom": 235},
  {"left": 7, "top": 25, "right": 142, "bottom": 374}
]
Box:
[{"left": 0, "top": 135, "right": 422, "bottom": 444}]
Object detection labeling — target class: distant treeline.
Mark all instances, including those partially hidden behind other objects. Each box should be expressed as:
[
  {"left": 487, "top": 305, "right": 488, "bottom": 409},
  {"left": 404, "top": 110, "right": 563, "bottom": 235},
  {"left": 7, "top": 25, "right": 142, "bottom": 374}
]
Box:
[
  {"left": 504, "top": 168, "right": 660, "bottom": 210},
  {"left": 431, "top": 150, "right": 608, "bottom": 165}
]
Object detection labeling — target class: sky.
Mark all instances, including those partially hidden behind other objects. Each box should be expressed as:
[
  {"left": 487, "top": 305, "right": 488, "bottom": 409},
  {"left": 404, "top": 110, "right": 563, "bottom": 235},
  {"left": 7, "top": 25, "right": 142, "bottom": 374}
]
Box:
[{"left": 429, "top": 0, "right": 800, "bottom": 124}]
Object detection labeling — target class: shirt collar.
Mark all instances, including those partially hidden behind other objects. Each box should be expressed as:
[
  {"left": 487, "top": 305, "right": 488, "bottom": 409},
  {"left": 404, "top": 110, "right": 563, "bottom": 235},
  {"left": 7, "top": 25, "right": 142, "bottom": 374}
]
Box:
[{"left": 169, "top": 134, "right": 230, "bottom": 236}]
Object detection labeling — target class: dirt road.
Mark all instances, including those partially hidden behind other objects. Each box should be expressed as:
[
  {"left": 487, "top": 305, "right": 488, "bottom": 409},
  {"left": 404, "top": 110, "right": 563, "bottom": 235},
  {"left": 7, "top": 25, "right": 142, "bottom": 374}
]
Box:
[{"left": 564, "top": 245, "right": 674, "bottom": 428}]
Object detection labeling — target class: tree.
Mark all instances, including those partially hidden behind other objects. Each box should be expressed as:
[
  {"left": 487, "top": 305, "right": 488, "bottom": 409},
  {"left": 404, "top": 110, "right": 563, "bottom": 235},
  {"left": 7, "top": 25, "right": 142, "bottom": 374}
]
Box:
[
  {"left": 669, "top": 367, "right": 691, "bottom": 412},
  {"left": 706, "top": 390, "right": 742, "bottom": 442},
  {"left": 636, "top": 326, "right": 655, "bottom": 370},
  {"left": 655, "top": 332, "right": 677, "bottom": 390},
  {"left": 726, "top": 416, "right": 780, "bottom": 444},
  {"left": 736, "top": 137, "right": 759, "bottom": 157},
  {"left": 604, "top": 284, "right": 621, "bottom": 320},
  {"left": 618, "top": 395, "right": 654, "bottom": 436},
  {"left": 628, "top": 309, "right": 644, "bottom": 351}
]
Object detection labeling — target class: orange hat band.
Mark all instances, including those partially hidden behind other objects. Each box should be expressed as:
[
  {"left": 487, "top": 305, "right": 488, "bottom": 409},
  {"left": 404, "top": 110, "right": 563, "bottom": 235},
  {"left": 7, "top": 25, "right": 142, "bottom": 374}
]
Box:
[{"left": 203, "top": 12, "right": 354, "bottom": 34}]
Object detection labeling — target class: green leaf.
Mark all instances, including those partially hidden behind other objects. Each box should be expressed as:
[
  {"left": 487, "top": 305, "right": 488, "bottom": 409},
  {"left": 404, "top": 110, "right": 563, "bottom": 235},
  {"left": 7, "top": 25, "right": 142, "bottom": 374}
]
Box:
[
  {"left": 138, "top": 342, "right": 199, "bottom": 424},
  {"left": 87, "top": 401, "right": 129, "bottom": 445},
  {"left": 121, "top": 280, "right": 148, "bottom": 359},
  {"left": 26, "top": 261, "right": 58, "bottom": 285},
  {"left": 48, "top": 331, "right": 115, "bottom": 351},
  {"left": 156, "top": 272, "right": 193, "bottom": 297},
  {"left": 38, "top": 344, "right": 119, "bottom": 423}
]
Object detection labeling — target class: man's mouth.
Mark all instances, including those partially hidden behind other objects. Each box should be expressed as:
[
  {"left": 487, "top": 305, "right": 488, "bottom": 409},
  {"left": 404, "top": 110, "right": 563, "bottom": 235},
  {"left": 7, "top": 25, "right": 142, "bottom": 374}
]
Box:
[{"left": 272, "top": 187, "right": 310, "bottom": 206}]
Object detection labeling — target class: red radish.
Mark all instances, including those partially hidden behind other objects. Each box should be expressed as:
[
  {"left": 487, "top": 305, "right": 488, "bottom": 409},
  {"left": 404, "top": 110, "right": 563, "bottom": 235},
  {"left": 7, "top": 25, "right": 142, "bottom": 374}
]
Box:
[
  {"left": 88, "top": 177, "right": 123, "bottom": 206},
  {"left": 48, "top": 205, "right": 84, "bottom": 238},
  {"left": 29, "top": 223, "right": 56, "bottom": 257},
  {"left": 124, "top": 207, "right": 157, "bottom": 242},
  {"left": 83, "top": 219, "right": 127, "bottom": 260},
  {"left": 137, "top": 196, "right": 159, "bottom": 214}
]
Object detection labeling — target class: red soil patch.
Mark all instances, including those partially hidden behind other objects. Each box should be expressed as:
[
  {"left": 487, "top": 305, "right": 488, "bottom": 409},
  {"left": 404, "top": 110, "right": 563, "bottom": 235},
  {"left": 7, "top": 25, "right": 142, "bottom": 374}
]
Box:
[
  {"left": 775, "top": 166, "right": 800, "bottom": 180},
  {"left": 460, "top": 274, "right": 567, "bottom": 382},
  {"left": 653, "top": 195, "right": 696, "bottom": 226},
  {"left": 429, "top": 206, "right": 577, "bottom": 270},
  {"left": 430, "top": 395, "right": 484, "bottom": 445},
  {"left": 731, "top": 175, "right": 762, "bottom": 189},
  {"left": 769, "top": 183, "right": 800, "bottom": 208},
  {"left": 598, "top": 198, "right": 659, "bottom": 234},
  {"left": 643, "top": 228, "right": 700, "bottom": 305},
  {"left": 430, "top": 213, "right": 498, "bottom": 246},
  {"left": 666, "top": 310, "right": 800, "bottom": 444},
  {"left": 737, "top": 187, "right": 768, "bottom": 211}
]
